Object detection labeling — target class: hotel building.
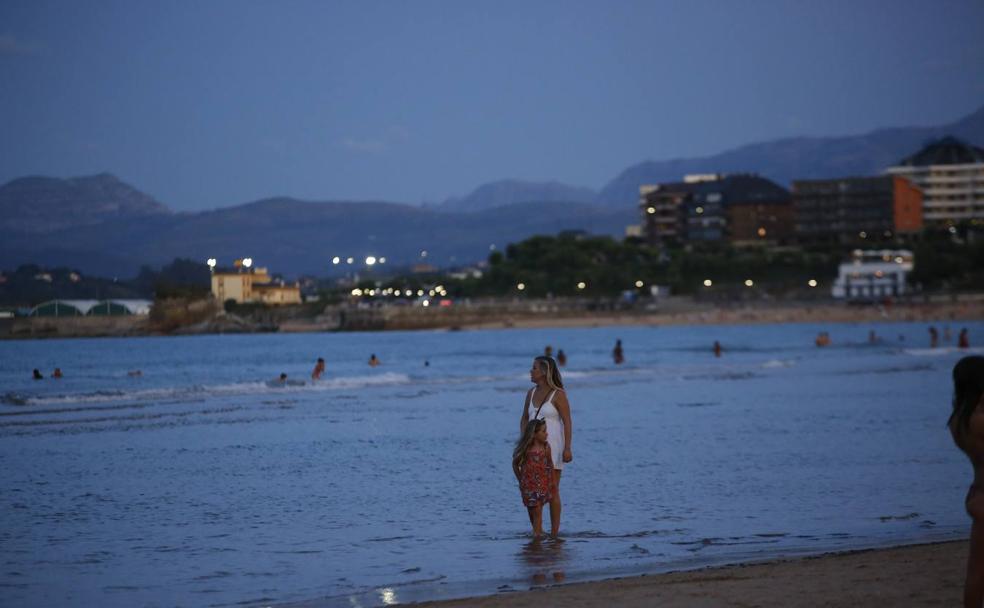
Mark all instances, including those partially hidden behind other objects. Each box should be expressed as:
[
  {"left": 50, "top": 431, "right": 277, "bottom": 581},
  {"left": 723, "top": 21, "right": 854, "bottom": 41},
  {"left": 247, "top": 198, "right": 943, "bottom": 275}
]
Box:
[{"left": 886, "top": 137, "right": 984, "bottom": 230}]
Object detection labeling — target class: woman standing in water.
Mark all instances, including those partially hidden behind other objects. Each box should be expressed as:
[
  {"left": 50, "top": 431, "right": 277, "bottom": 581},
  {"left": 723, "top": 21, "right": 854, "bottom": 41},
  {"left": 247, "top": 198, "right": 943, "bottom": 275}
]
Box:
[
  {"left": 520, "top": 356, "right": 573, "bottom": 539},
  {"left": 948, "top": 355, "right": 984, "bottom": 607}
]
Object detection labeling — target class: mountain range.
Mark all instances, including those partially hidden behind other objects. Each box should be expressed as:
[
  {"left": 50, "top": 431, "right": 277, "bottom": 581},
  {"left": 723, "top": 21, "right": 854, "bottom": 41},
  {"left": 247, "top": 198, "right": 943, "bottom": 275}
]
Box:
[{"left": 1, "top": 104, "right": 982, "bottom": 278}]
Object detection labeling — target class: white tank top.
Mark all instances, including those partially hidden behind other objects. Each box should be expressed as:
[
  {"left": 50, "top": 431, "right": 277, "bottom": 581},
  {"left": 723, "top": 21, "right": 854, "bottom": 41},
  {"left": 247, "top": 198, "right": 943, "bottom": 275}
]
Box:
[{"left": 528, "top": 389, "right": 566, "bottom": 471}]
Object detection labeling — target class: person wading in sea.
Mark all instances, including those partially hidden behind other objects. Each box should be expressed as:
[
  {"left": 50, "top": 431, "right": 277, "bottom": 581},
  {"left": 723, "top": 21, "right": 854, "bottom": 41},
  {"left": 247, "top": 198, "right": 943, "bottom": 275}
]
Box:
[{"left": 519, "top": 356, "right": 573, "bottom": 539}]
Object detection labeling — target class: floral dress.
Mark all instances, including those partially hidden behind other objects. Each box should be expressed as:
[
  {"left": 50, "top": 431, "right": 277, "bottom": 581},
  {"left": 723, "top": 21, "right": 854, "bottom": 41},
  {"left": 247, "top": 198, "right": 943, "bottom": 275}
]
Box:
[{"left": 519, "top": 446, "right": 554, "bottom": 507}]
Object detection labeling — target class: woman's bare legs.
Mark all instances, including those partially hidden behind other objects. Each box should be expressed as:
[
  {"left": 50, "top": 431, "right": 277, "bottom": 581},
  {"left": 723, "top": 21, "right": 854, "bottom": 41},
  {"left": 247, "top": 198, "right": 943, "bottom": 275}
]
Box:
[
  {"left": 549, "top": 470, "right": 562, "bottom": 538},
  {"left": 966, "top": 519, "right": 984, "bottom": 607}
]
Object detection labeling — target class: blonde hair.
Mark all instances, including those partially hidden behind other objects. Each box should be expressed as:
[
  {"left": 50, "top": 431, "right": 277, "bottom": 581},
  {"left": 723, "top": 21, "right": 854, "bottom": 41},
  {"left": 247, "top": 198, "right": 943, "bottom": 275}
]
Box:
[
  {"left": 534, "top": 356, "right": 564, "bottom": 391},
  {"left": 513, "top": 419, "right": 546, "bottom": 472}
]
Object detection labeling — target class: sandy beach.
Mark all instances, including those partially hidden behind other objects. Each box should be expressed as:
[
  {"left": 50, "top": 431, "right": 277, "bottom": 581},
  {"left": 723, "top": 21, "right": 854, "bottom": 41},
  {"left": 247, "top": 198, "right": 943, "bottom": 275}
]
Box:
[
  {"left": 3, "top": 296, "right": 982, "bottom": 338},
  {"left": 413, "top": 540, "right": 964, "bottom": 607},
  {"left": 457, "top": 300, "right": 984, "bottom": 331}
]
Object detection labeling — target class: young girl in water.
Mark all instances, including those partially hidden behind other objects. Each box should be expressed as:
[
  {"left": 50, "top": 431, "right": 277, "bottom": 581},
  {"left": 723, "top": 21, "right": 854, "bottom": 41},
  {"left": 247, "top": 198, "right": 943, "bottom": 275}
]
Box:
[{"left": 513, "top": 419, "right": 553, "bottom": 538}]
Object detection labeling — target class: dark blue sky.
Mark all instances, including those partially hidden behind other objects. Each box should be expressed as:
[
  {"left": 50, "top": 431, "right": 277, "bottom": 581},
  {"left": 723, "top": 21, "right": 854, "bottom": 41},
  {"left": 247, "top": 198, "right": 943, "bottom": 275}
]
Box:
[{"left": 2, "top": 0, "right": 983, "bottom": 211}]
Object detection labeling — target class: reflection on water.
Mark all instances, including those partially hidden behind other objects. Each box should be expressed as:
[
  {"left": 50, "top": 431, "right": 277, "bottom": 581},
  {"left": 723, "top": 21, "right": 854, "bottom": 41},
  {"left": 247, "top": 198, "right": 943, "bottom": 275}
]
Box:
[
  {"left": 518, "top": 538, "right": 569, "bottom": 585},
  {"left": 378, "top": 587, "right": 398, "bottom": 605}
]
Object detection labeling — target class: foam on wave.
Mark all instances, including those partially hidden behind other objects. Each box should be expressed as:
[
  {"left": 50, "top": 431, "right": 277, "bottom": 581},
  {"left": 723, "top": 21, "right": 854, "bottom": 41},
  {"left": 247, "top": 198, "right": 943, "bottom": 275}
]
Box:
[{"left": 3, "top": 372, "right": 414, "bottom": 407}]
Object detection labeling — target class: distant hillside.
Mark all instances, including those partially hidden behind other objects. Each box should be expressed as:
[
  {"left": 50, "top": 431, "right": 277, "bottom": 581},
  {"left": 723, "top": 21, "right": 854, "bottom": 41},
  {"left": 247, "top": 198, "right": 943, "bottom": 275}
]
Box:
[
  {"left": 596, "top": 103, "right": 984, "bottom": 206},
  {"left": 0, "top": 173, "right": 171, "bottom": 234},
  {"left": 438, "top": 179, "right": 597, "bottom": 212},
  {"left": 0, "top": 192, "right": 635, "bottom": 277},
  {"left": 4, "top": 103, "right": 983, "bottom": 277}
]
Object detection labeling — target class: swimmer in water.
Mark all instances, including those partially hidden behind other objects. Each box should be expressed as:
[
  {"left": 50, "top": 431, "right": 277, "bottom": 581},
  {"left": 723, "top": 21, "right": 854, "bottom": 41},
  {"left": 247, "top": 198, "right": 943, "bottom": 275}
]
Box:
[{"left": 312, "top": 357, "right": 326, "bottom": 380}]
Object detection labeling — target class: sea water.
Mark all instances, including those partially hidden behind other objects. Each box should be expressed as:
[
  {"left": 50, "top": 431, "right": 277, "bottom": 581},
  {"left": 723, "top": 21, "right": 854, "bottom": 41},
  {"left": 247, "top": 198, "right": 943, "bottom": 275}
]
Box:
[{"left": 1, "top": 320, "right": 981, "bottom": 607}]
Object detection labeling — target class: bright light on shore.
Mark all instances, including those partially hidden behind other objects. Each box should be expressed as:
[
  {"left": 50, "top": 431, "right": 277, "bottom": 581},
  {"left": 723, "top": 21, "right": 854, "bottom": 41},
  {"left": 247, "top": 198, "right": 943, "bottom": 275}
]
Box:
[
  {"left": 379, "top": 257, "right": 386, "bottom": 264},
  {"left": 634, "top": 280, "right": 643, "bottom": 288},
  {"left": 351, "top": 288, "right": 363, "bottom": 296},
  {"left": 242, "top": 258, "right": 253, "bottom": 268},
  {"left": 346, "top": 257, "right": 354, "bottom": 264},
  {"left": 744, "top": 279, "right": 754, "bottom": 287},
  {"left": 332, "top": 256, "right": 340, "bottom": 265},
  {"left": 808, "top": 279, "right": 818, "bottom": 287},
  {"left": 365, "top": 256, "right": 377, "bottom": 266},
  {"left": 422, "top": 300, "right": 430, "bottom": 307},
  {"left": 517, "top": 283, "right": 526, "bottom": 291},
  {"left": 703, "top": 279, "right": 713, "bottom": 287},
  {"left": 576, "top": 282, "right": 586, "bottom": 290}
]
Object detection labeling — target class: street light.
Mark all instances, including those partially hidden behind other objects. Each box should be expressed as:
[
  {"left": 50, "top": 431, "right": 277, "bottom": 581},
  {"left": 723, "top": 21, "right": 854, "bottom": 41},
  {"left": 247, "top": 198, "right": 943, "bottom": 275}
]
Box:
[
  {"left": 703, "top": 279, "right": 713, "bottom": 287},
  {"left": 744, "top": 279, "right": 754, "bottom": 287},
  {"left": 365, "top": 256, "right": 377, "bottom": 266},
  {"left": 206, "top": 258, "right": 216, "bottom": 273},
  {"left": 576, "top": 281, "right": 586, "bottom": 290},
  {"left": 242, "top": 258, "right": 253, "bottom": 268},
  {"left": 517, "top": 283, "right": 526, "bottom": 291},
  {"left": 808, "top": 279, "right": 818, "bottom": 288},
  {"left": 634, "top": 280, "right": 644, "bottom": 288},
  {"left": 332, "top": 256, "right": 341, "bottom": 265}
]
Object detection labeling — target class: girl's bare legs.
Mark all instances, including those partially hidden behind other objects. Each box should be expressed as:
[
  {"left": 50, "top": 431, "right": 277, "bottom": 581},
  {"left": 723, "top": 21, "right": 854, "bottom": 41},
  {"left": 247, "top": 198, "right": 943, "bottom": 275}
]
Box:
[
  {"left": 965, "top": 519, "right": 984, "bottom": 607},
  {"left": 549, "top": 470, "right": 562, "bottom": 538},
  {"left": 528, "top": 505, "right": 544, "bottom": 538}
]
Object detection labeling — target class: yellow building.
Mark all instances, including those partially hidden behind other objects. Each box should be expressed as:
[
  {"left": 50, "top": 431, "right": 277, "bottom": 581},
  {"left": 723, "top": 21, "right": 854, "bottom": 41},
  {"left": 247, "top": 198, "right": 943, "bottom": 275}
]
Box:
[{"left": 211, "top": 266, "right": 301, "bottom": 305}]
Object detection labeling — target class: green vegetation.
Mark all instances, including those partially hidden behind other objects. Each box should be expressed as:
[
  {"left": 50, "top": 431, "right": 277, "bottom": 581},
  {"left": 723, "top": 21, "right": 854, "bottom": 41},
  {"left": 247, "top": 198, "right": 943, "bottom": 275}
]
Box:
[
  {"left": 909, "top": 233, "right": 984, "bottom": 291},
  {"left": 132, "top": 258, "right": 211, "bottom": 299},
  {"left": 0, "top": 258, "right": 210, "bottom": 307},
  {"left": 343, "top": 232, "right": 984, "bottom": 300},
  {"left": 452, "top": 234, "right": 838, "bottom": 298}
]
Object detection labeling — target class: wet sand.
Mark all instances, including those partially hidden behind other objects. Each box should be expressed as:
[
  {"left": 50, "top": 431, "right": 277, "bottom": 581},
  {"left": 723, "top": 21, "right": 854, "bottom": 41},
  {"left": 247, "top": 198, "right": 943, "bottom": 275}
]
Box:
[{"left": 412, "top": 540, "right": 964, "bottom": 607}]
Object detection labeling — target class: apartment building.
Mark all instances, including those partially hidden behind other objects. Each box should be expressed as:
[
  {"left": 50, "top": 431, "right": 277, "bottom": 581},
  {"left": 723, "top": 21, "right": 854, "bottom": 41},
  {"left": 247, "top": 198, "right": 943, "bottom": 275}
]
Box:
[
  {"left": 792, "top": 175, "right": 923, "bottom": 244},
  {"left": 886, "top": 136, "right": 984, "bottom": 230}
]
